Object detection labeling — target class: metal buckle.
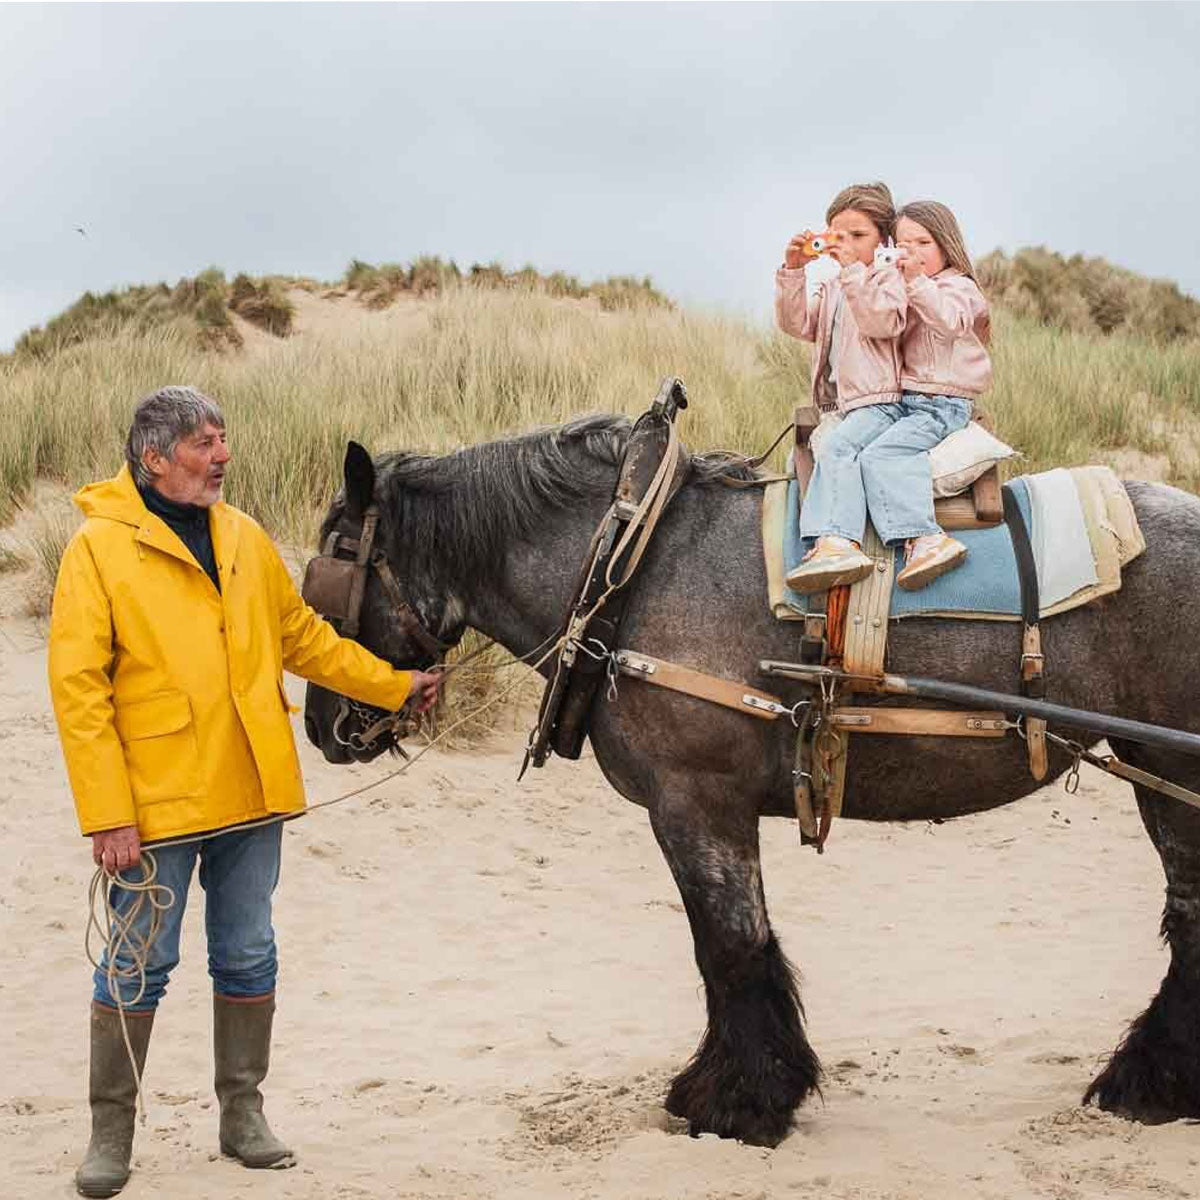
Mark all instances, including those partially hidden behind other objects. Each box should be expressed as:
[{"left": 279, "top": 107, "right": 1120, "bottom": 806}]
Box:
[{"left": 615, "top": 652, "right": 656, "bottom": 676}]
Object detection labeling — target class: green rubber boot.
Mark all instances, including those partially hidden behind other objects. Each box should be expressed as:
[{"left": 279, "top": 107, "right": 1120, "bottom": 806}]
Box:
[
  {"left": 213, "top": 993, "right": 295, "bottom": 1169},
  {"left": 76, "top": 1002, "right": 155, "bottom": 1198}
]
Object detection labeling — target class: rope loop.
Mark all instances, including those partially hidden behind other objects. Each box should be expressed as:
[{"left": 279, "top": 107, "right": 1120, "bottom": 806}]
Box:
[{"left": 85, "top": 850, "right": 176, "bottom": 1121}]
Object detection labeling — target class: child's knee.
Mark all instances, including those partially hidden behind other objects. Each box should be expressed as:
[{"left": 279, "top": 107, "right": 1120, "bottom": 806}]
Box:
[{"left": 822, "top": 428, "right": 865, "bottom": 462}]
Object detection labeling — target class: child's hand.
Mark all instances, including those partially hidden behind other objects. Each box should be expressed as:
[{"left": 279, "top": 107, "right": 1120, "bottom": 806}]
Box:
[
  {"left": 829, "top": 239, "right": 860, "bottom": 269},
  {"left": 898, "top": 245, "right": 925, "bottom": 280},
  {"left": 784, "top": 231, "right": 819, "bottom": 269}
]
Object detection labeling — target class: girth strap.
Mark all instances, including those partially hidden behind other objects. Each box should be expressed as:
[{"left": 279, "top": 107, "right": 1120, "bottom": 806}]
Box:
[{"left": 1003, "top": 484, "right": 1049, "bottom": 780}]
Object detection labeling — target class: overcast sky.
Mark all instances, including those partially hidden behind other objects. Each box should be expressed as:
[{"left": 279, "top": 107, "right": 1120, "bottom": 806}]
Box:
[{"left": 1, "top": 2, "right": 1197, "bottom": 351}]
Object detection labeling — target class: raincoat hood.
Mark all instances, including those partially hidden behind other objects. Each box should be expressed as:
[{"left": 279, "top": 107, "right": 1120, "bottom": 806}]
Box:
[{"left": 73, "top": 464, "right": 153, "bottom": 524}]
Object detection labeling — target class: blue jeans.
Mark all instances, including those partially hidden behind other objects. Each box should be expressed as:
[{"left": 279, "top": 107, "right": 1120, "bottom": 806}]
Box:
[
  {"left": 93, "top": 823, "right": 282, "bottom": 1011},
  {"left": 800, "top": 393, "right": 973, "bottom": 547}
]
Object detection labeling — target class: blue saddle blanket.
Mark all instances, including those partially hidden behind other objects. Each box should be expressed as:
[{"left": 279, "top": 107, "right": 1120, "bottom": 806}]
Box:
[{"left": 775, "top": 470, "right": 1102, "bottom": 620}]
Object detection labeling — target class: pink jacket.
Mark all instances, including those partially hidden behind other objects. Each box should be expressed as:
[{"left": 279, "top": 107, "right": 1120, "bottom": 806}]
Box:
[
  {"left": 900, "top": 270, "right": 992, "bottom": 401},
  {"left": 774, "top": 261, "right": 906, "bottom": 413}
]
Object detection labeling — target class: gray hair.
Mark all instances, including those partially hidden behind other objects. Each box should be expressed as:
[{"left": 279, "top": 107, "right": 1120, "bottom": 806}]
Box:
[{"left": 125, "top": 386, "right": 225, "bottom": 488}]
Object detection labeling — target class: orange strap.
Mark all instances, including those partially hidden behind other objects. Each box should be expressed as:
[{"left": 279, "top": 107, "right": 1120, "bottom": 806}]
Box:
[{"left": 826, "top": 585, "right": 850, "bottom": 661}]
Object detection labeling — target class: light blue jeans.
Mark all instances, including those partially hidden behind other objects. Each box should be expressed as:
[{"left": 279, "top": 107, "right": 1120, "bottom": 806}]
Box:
[
  {"left": 800, "top": 393, "right": 973, "bottom": 547},
  {"left": 93, "top": 823, "right": 282, "bottom": 1011}
]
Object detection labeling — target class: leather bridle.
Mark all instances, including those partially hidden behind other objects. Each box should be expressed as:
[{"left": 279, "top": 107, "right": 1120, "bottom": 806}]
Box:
[{"left": 301, "top": 504, "right": 457, "bottom": 752}]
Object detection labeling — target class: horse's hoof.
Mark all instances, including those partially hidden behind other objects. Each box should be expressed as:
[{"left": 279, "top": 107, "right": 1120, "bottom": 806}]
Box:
[
  {"left": 1085, "top": 1012, "right": 1200, "bottom": 1125},
  {"left": 1085, "top": 1060, "right": 1192, "bottom": 1125},
  {"left": 665, "top": 1068, "right": 798, "bottom": 1147}
]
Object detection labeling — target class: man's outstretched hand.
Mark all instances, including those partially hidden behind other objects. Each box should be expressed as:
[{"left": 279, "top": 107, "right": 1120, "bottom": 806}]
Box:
[{"left": 409, "top": 669, "right": 444, "bottom": 714}]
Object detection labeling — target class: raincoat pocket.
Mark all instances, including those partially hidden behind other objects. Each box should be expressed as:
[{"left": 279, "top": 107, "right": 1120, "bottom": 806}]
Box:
[{"left": 114, "top": 691, "right": 204, "bottom": 803}]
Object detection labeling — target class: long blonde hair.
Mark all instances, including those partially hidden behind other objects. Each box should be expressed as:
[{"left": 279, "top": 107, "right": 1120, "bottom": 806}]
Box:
[
  {"left": 827, "top": 181, "right": 896, "bottom": 242},
  {"left": 897, "top": 200, "right": 976, "bottom": 281},
  {"left": 898, "top": 200, "right": 989, "bottom": 344}
]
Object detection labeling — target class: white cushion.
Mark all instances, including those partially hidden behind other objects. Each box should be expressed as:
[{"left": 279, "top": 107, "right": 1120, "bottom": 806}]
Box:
[
  {"left": 808, "top": 414, "right": 1017, "bottom": 498},
  {"left": 929, "top": 423, "right": 1018, "bottom": 497}
]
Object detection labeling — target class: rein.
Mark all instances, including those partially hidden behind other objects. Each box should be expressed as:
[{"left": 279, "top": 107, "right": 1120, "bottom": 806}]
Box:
[{"left": 698, "top": 422, "right": 796, "bottom": 488}]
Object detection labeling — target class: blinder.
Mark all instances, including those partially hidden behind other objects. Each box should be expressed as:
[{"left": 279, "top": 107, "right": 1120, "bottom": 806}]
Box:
[
  {"left": 302, "top": 510, "right": 379, "bottom": 638},
  {"left": 301, "top": 504, "right": 453, "bottom": 660}
]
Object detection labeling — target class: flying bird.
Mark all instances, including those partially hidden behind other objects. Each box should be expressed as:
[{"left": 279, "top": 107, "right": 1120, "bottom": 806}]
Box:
[{"left": 74, "top": 225, "right": 87, "bottom": 237}]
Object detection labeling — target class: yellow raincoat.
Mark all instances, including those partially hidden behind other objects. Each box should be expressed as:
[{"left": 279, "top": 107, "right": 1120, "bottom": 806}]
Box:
[{"left": 49, "top": 466, "right": 412, "bottom": 842}]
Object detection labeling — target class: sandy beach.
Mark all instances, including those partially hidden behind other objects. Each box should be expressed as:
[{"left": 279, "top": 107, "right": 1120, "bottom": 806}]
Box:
[{"left": 3, "top": 608, "right": 1197, "bottom": 1200}]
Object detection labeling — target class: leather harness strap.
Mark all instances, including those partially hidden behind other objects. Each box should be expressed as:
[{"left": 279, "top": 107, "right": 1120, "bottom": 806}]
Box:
[
  {"left": 370, "top": 551, "right": 452, "bottom": 661},
  {"left": 1100, "top": 757, "right": 1200, "bottom": 811},
  {"left": 702, "top": 421, "right": 797, "bottom": 488},
  {"left": 304, "top": 505, "right": 453, "bottom": 658},
  {"left": 613, "top": 651, "right": 788, "bottom": 721},
  {"left": 825, "top": 586, "right": 849, "bottom": 661},
  {"left": 341, "top": 509, "right": 376, "bottom": 640},
  {"left": 829, "top": 708, "right": 1009, "bottom": 736},
  {"left": 526, "top": 382, "right": 694, "bottom": 771},
  {"left": 841, "top": 523, "right": 895, "bottom": 680},
  {"left": 1002, "top": 485, "right": 1049, "bottom": 780}
]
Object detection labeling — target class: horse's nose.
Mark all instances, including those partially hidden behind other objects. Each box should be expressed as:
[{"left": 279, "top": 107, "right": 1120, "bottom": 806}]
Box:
[{"left": 304, "top": 711, "right": 320, "bottom": 747}]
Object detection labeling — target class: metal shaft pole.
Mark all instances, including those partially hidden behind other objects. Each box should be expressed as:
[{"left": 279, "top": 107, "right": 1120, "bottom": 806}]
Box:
[{"left": 758, "top": 661, "right": 1200, "bottom": 760}]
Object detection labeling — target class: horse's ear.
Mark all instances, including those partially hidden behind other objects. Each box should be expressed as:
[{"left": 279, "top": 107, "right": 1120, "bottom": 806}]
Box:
[{"left": 344, "top": 441, "right": 376, "bottom": 517}]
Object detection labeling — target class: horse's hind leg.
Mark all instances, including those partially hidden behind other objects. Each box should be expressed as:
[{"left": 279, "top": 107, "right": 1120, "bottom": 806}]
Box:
[
  {"left": 649, "top": 777, "right": 821, "bottom": 1146},
  {"left": 1086, "top": 743, "right": 1200, "bottom": 1121}
]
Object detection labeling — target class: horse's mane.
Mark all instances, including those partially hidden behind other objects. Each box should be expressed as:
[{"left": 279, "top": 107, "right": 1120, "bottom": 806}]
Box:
[{"left": 370, "top": 414, "right": 760, "bottom": 582}]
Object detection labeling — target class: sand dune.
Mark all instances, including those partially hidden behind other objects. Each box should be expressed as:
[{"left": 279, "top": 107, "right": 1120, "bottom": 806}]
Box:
[{"left": 2, "top": 609, "right": 1196, "bottom": 1199}]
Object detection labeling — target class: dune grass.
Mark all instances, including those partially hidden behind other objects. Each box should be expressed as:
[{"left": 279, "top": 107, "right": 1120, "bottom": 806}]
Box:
[
  {"left": 3, "top": 280, "right": 1199, "bottom": 729},
  {"left": 0, "top": 285, "right": 809, "bottom": 536},
  {"left": 4, "top": 284, "right": 1198, "bottom": 536},
  {"left": 979, "top": 247, "right": 1200, "bottom": 343}
]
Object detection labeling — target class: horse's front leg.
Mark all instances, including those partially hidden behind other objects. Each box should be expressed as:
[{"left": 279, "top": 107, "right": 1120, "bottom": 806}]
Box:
[{"left": 649, "top": 774, "right": 822, "bottom": 1146}]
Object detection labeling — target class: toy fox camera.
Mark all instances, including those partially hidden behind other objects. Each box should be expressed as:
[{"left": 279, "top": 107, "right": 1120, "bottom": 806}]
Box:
[{"left": 801, "top": 231, "right": 844, "bottom": 257}]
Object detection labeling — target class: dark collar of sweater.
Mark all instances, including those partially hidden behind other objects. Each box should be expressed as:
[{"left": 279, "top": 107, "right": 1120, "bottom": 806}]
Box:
[
  {"left": 138, "top": 481, "right": 210, "bottom": 531},
  {"left": 137, "top": 481, "right": 220, "bottom": 590}
]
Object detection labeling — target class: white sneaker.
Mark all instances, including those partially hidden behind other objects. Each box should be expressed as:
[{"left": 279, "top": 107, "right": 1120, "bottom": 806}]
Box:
[
  {"left": 896, "top": 533, "right": 968, "bottom": 591},
  {"left": 786, "top": 536, "right": 875, "bottom": 594}
]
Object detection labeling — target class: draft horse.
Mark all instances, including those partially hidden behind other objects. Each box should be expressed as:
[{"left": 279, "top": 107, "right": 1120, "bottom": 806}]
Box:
[{"left": 304, "top": 416, "right": 1200, "bottom": 1144}]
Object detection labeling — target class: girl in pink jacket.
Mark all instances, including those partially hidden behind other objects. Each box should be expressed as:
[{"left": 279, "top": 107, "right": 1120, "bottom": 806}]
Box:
[
  {"left": 889, "top": 200, "right": 993, "bottom": 588},
  {"left": 778, "top": 189, "right": 988, "bottom": 591}
]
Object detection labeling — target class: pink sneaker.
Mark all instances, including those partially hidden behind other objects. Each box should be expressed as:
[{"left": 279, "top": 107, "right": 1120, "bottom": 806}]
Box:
[
  {"left": 786, "top": 536, "right": 874, "bottom": 594},
  {"left": 896, "top": 533, "right": 968, "bottom": 591}
]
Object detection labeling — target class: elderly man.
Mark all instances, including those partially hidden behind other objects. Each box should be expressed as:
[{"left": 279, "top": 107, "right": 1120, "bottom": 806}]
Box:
[{"left": 49, "top": 386, "right": 441, "bottom": 1198}]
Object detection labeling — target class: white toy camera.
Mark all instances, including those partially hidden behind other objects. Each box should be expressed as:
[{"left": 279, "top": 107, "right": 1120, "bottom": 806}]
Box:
[{"left": 874, "top": 244, "right": 904, "bottom": 267}]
